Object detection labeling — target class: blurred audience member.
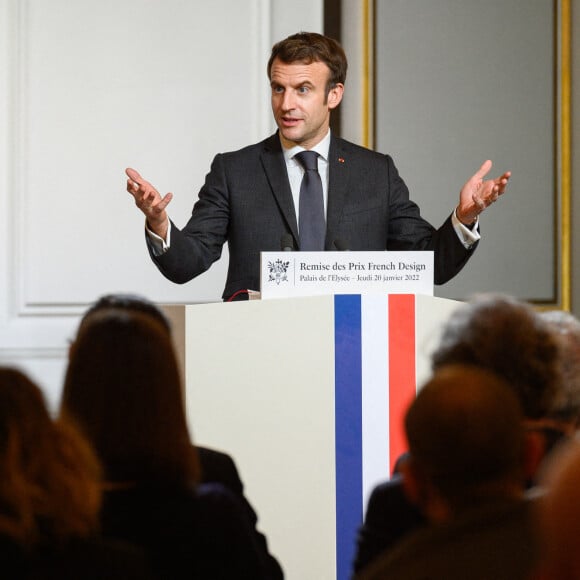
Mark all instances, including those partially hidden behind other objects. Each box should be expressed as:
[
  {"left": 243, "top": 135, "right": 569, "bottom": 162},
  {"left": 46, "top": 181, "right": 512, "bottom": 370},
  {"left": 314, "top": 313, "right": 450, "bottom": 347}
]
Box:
[
  {"left": 353, "top": 464, "right": 425, "bottom": 574},
  {"left": 539, "top": 310, "right": 580, "bottom": 444},
  {"left": 74, "top": 293, "right": 283, "bottom": 578},
  {"left": 61, "top": 310, "right": 270, "bottom": 579},
  {"left": 358, "top": 365, "right": 538, "bottom": 580},
  {"left": 0, "top": 367, "right": 152, "bottom": 579},
  {"left": 354, "top": 293, "right": 562, "bottom": 574},
  {"left": 431, "top": 293, "right": 561, "bottom": 420}
]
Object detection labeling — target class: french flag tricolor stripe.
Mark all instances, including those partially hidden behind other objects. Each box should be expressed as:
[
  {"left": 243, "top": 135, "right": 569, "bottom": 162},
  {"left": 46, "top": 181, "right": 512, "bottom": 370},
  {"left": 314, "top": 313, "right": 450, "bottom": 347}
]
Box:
[
  {"left": 388, "top": 294, "right": 416, "bottom": 473},
  {"left": 361, "top": 295, "right": 391, "bottom": 506},
  {"left": 334, "top": 294, "right": 416, "bottom": 580},
  {"left": 334, "top": 294, "right": 363, "bottom": 580}
]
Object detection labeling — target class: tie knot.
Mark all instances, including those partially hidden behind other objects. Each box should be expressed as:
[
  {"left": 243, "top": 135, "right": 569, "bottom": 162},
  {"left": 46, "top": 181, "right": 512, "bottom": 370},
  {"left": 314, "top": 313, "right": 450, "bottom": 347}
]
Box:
[{"left": 294, "top": 151, "right": 319, "bottom": 172}]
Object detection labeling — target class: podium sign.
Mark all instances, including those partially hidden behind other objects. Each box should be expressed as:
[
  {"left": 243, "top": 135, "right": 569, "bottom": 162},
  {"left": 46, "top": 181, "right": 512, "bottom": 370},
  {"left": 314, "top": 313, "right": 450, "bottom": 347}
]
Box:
[{"left": 260, "top": 251, "right": 433, "bottom": 299}]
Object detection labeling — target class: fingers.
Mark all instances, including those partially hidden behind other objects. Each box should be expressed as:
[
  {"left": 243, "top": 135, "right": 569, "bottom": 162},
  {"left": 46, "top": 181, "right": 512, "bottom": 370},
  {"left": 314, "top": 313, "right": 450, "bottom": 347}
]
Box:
[
  {"left": 473, "top": 182, "right": 502, "bottom": 213},
  {"left": 480, "top": 167, "right": 511, "bottom": 199},
  {"left": 494, "top": 172, "right": 511, "bottom": 195},
  {"left": 125, "top": 168, "right": 160, "bottom": 202},
  {"left": 458, "top": 164, "right": 510, "bottom": 223},
  {"left": 124, "top": 168, "right": 172, "bottom": 234},
  {"left": 126, "top": 178, "right": 140, "bottom": 195},
  {"left": 471, "top": 182, "right": 492, "bottom": 209},
  {"left": 156, "top": 192, "right": 173, "bottom": 212},
  {"left": 137, "top": 188, "right": 165, "bottom": 212},
  {"left": 472, "top": 159, "right": 492, "bottom": 180},
  {"left": 125, "top": 167, "right": 142, "bottom": 182},
  {"left": 126, "top": 178, "right": 158, "bottom": 208},
  {"left": 138, "top": 187, "right": 172, "bottom": 214},
  {"left": 125, "top": 167, "right": 157, "bottom": 194}
]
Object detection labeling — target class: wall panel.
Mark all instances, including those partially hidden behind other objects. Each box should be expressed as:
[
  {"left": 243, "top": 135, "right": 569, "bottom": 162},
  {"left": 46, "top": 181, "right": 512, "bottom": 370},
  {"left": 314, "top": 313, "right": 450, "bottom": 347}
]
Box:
[{"left": 0, "top": 0, "right": 322, "bottom": 404}]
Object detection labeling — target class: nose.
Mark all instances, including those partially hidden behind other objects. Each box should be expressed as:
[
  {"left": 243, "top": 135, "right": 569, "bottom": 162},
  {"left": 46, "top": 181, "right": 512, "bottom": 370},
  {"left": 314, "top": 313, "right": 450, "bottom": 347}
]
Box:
[{"left": 280, "top": 89, "right": 296, "bottom": 112}]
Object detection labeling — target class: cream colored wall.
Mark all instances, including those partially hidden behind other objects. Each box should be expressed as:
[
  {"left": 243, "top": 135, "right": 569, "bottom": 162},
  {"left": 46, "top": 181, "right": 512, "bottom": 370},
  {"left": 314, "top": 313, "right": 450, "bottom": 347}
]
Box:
[{"left": 0, "top": 0, "right": 323, "bottom": 407}]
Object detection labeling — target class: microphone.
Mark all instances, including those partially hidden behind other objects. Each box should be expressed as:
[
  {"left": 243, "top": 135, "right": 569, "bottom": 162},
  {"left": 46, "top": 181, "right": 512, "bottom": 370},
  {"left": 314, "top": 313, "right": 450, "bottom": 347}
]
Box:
[
  {"left": 333, "top": 238, "right": 350, "bottom": 251},
  {"left": 280, "top": 234, "right": 294, "bottom": 251}
]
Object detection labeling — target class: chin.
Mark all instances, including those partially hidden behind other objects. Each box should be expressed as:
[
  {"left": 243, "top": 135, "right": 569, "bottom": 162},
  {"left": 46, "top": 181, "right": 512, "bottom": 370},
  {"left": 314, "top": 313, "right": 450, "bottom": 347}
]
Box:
[{"left": 280, "top": 131, "right": 303, "bottom": 146}]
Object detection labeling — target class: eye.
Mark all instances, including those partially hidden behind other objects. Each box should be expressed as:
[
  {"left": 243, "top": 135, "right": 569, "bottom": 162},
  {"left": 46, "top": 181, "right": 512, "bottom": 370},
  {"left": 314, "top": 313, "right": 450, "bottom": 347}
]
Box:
[
  {"left": 298, "top": 86, "right": 309, "bottom": 94},
  {"left": 272, "top": 85, "right": 284, "bottom": 94}
]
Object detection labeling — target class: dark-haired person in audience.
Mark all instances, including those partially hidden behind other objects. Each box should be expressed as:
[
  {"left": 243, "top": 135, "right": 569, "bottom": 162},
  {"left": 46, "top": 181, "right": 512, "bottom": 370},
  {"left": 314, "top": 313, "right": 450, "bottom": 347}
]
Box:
[
  {"left": 60, "top": 310, "right": 270, "bottom": 579},
  {"left": 358, "top": 364, "right": 539, "bottom": 580},
  {"left": 0, "top": 367, "right": 153, "bottom": 579},
  {"left": 353, "top": 293, "right": 563, "bottom": 575},
  {"left": 76, "top": 292, "right": 283, "bottom": 579}
]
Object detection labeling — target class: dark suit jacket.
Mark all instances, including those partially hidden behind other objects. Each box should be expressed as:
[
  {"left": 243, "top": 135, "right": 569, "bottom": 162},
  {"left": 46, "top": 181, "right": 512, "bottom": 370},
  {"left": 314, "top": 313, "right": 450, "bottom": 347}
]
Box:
[
  {"left": 150, "top": 133, "right": 477, "bottom": 299},
  {"left": 356, "top": 497, "right": 538, "bottom": 580},
  {"left": 353, "top": 475, "right": 426, "bottom": 576},
  {"left": 197, "top": 446, "right": 283, "bottom": 579},
  {"left": 101, "top": 482, "right": 270, "bottom": 580}
]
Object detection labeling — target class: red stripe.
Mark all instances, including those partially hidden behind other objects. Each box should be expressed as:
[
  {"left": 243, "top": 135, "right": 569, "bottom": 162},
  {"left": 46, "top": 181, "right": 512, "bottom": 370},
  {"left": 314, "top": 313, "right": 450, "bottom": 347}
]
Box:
[{"left": 388, "top": 294, "right": 416, "bottom": 475}]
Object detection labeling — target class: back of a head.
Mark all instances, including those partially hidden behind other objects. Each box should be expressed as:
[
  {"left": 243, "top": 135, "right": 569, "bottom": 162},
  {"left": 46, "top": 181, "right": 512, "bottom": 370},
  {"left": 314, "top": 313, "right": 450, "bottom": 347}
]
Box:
[
  {"left": 80, "top": 293, "right": 171, "bottom": 334},
  {"left": 62, "top": 309, "right": 198, "bottom": 486},
  {"left": 536, "top": 439, "right": 580, "bottom": 578},
  {"left": 540, "top": 309, "right": 580, "bottom": 424},
  {"left": 405, "top": 364, "right": 526, "bottom": 510},
  {"left": 432, "top": 293, "right": 561, "bottom": 420},
  {"left": 0, "top": 367, "right": 101, "bottom": 543}
]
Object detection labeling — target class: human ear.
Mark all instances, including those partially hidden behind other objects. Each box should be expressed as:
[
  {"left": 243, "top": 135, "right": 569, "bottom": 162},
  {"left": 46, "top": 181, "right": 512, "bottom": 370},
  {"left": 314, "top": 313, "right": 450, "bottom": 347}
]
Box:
[{"left": 327, "top": 83, "right": 344, "bottom": 110}]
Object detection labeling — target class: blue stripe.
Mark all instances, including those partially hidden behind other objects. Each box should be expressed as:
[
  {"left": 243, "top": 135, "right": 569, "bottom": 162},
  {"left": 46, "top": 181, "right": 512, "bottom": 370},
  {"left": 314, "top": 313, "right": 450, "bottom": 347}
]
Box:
[{"left": 334, "top": 294, "right": 363, "bottom": 580}]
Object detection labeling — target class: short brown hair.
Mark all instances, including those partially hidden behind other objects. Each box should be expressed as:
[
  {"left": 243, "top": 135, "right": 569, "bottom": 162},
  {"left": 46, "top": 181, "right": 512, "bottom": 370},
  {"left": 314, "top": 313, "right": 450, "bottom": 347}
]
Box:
[{"left": 267, "top": 31, "right": 347, "bottom": 95}]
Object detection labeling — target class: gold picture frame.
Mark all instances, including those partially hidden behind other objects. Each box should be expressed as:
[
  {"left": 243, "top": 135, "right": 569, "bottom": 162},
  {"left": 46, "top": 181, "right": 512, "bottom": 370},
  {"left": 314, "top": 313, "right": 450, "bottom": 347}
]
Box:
[{"left": 337, "top": 0, "right": 571, "bottom": 309}]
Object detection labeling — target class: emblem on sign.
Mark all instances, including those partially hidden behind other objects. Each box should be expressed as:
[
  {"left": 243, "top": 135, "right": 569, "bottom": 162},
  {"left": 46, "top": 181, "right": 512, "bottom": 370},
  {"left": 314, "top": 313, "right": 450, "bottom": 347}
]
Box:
[{"left": 268, "top": 259, "right": 290, "bottom": 285}]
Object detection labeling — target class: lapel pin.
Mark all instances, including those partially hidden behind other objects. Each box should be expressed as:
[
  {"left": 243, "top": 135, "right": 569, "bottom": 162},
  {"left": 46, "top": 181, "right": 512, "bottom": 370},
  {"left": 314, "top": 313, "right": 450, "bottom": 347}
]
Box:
[{"left": 338, "top": 157, "right": 345, "bottom": 163}]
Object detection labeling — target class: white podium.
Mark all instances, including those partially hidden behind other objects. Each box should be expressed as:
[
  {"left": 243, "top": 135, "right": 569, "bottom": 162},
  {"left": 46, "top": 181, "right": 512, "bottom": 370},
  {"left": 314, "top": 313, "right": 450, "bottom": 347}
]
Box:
[{"left": 163, "top": 294, "right": 460, "bottom": 580}]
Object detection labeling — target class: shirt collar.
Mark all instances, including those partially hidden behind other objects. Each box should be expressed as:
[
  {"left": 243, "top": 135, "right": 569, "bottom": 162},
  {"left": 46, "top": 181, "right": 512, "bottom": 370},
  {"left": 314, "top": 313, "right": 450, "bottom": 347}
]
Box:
[{"left": 280, "top": 129, "right": 331, "bottom": 165}]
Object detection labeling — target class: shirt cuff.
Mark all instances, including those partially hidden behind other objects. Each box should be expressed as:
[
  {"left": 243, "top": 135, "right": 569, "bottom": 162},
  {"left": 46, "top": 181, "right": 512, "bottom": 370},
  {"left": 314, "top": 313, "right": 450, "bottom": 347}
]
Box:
[
  {"left": 451, "top": 209, "right": 480, "bottom": 248},
  {"left": 145, "top": 219, "right": 171, "bottom": 256}
]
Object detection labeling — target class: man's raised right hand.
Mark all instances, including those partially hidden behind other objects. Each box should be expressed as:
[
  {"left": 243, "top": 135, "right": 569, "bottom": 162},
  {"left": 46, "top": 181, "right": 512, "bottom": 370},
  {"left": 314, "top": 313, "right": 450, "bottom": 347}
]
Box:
[{"left": 125, "top": 167, "right": 173, "bottom": 240}]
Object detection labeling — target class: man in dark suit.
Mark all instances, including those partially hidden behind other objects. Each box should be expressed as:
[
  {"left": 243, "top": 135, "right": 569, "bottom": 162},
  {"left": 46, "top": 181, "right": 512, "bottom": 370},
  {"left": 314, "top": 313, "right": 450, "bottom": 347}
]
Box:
[{"left": 126, "top": 32, "right": 511, "bottom": 300}]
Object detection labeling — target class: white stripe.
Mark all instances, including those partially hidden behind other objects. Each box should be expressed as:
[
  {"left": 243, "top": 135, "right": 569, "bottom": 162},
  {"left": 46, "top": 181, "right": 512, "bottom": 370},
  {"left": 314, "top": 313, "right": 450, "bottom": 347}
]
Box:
[{"left": 361, "top": 294, "right": 391, "bottom": 513}]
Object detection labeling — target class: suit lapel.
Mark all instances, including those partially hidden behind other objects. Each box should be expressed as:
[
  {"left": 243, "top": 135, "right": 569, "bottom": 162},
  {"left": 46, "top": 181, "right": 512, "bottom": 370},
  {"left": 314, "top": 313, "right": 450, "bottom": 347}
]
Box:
[
  {"left": 260, "top": 134, "right": 299, "bottom": 243},
  {"left": 326, "top": 137, "right": 349, "bottom": 247}
]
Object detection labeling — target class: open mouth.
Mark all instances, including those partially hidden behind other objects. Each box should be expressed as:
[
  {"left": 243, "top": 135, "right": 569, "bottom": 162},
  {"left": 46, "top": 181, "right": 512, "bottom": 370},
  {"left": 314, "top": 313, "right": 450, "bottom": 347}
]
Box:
[{"left": 281, "top": 117, "right": 302, "bottom": 126}]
